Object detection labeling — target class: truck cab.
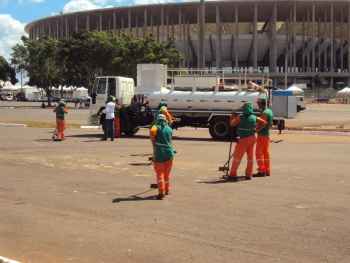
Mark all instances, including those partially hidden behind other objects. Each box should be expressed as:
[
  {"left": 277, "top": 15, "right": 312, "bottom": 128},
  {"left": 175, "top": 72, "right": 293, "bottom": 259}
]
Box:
[{"left": 90, "top": 76, "right": 135, "bottom": 126}]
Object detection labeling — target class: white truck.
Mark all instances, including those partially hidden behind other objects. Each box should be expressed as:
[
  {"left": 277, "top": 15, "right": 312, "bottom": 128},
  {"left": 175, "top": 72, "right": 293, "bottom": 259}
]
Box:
[{"left": 89, "top": 64, "right": 282, "bottom": 139}]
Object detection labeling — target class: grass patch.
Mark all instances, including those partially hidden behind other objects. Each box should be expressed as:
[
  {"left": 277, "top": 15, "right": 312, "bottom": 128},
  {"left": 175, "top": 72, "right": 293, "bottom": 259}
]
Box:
[{"left": 0, "top": 120, "right": 81, "bottom": 129}]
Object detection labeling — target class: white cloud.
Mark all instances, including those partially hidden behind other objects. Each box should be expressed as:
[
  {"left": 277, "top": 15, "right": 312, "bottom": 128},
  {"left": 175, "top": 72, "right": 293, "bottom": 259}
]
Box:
[
  {"left": 0, "top": 14, "right": 26, "bottom": 60},
  {"left": 62, "top": 0, "right": 185, "bottom": 13},
  {"left": 63, "top": 0, "right": 100, "bottom": 13}
]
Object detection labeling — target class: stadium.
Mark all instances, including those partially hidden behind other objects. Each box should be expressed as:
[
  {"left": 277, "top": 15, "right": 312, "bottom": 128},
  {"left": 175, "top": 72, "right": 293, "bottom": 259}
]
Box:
[{"left": 25, "top": 0, "right": 350, "bottom": 88}]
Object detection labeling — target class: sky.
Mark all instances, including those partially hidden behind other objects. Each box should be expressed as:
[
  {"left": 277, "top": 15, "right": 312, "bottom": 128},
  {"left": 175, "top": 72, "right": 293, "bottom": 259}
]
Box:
[{"left": 0, "top": 0, "right": 191, "bottom": 61}]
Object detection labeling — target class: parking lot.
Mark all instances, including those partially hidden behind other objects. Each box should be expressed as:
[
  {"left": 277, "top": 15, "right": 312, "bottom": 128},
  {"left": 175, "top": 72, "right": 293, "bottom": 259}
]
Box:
[{"left": 0, "top": 102, "right": 350, "bottom": 262}]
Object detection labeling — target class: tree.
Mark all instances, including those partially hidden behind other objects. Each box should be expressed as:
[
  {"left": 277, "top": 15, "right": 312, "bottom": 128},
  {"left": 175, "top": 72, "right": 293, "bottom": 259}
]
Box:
[
  {"left": 11, "top": 37, "right": 29, "bottom": 88},
  {"left": 12, "top": 37, "right": 60, "bottom": 105},
  {"left": 0, "top": 56, "right": 17, "bottom": 84},
  {"left": 11, "top": 31, "right": 183, "bottom": 100}
]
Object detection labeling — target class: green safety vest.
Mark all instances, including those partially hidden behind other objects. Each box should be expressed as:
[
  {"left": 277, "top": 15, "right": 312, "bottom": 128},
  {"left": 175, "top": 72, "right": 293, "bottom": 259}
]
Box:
[
  {"left": 55, "top": 105, "right": 66, "bottom": 120},
  {"left": 153, "top": 124, "right": 175, "bottom": 163},
  {"left": 237, "top": 114, "right": 257, "bottom": 138},
  {"left": 258, "top": 108, "right": 273, "bottom": 137}
]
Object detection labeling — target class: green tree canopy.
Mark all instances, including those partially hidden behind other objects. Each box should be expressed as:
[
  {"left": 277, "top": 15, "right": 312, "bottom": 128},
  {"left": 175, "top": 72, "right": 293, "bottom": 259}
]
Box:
[
  {"left": 11, "top": 31, "right": 182, "bottom": 98},
  {"left": 0, "top": 56, "right": 17, "bottom": 84}
]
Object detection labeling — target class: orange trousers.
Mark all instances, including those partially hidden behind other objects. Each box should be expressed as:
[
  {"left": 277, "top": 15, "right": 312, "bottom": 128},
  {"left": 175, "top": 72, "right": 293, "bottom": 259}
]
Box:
[
  {"left": 256, "top": 135, "right": 270, "bottom": 174},
  {"left": 115, "top": 117, "right": 121, "bottom": 138},
  {"left": 230, "top": 135, "right": 256, "bottom": 177},
  {"left": 153, "top": 160, "right": 173, "bottom": 195},
  {"left": 56, "top": 119, "right": 65, "bottom": 140}
]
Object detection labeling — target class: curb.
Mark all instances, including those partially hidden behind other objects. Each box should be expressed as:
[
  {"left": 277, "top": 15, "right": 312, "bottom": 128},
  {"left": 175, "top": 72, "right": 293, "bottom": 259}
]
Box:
[
  {"left": 0, "top": 256, "right": 21, "bottom": 263},
  {"left": 80, "top": 125, "right": 100, "bottom": 129},
  {"left": 0, "top": 123, "right": 27, "bottom": 127}
]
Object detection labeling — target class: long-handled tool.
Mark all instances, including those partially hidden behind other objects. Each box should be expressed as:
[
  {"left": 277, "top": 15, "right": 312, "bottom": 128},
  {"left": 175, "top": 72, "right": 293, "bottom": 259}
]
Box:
[
  {"left": 218, "top": 127, "right": 237, "bottom": 178},
  {"left": 218, "top": 139, "right": 234, "bottom": 178}
]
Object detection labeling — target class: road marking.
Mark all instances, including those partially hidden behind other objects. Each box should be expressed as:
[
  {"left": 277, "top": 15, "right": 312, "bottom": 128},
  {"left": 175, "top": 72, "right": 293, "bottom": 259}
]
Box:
[
  {"left": 0, "top": 123, "right": 27, "bottom": 127},
  {"left": 0, "top": 256, "right": 21, "bottom": 263}
]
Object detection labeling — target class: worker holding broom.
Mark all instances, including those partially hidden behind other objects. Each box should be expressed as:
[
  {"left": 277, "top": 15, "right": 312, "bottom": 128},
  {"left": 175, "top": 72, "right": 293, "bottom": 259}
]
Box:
[
  {"left": 53, "top": 99, "right": 68, "bottom": 141},
  {"left": 228, "top": 102, "right": 266, "bottom": 181},
  {"left": 150, "top": 114, "right": 175, "bottom": 200},
  {"left": 254, "top": 98, "right": 274, "bottom": 177}
]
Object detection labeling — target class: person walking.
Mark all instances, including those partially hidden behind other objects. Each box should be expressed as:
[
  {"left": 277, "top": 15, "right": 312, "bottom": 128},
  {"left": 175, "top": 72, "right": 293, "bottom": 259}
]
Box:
[
  {"left": 103, "top": 96, "right": 116, "bottom": 141},
  {"left": 255, "top": 98, "right": 274, "bottom": 177},
  {"left": 53, "top": 100, "right": 68, "bottom": 141},
  {"left": 228, "top": 102, "right": 266, "bottom": 181},
  {"left": 150, "top": 114, "right": 175, "bottom": 200}
]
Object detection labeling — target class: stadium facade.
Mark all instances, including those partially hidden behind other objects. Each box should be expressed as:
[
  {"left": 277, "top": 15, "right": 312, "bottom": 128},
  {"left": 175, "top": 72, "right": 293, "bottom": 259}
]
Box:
[{"left": 25, "top": 0, "right": 350, "bottom": 87}]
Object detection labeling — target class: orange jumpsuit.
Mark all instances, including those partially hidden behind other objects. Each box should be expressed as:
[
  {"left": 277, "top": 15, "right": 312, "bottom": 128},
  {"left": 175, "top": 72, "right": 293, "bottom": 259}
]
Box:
[
  {"left": 54, "top": 105, "right": 68, "bottom": 140},
  {"left": 114, "top": 105, "right": 121, "bottom": 138},
  {"left": 255, "top": 108, "right": 273, "bottom": 176},
  {"left": 229, "top": 113, "right": 266, "bottom": 178},
  {"left": 150, "top": 123, "right": 174, "bottom": 196}
]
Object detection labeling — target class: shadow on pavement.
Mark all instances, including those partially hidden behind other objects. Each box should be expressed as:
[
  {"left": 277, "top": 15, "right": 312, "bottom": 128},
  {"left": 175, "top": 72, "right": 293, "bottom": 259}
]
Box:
[
  {"left": 112, "top": 195, "right": 158, "bottom": 203},
  {"left": 198, "top": 176, "right": 247, "bottom": 184},
  {"left": 35, "top": 139, "right": 54, "bottom": 142},
  {"left": 129, "top": 162, "right": 152, "bottom": 166},
  {"left": 66, "top": 133, "right": 103, "bottom": 138},
  {"left": 65, "top": 133, "right": 231, "bottom": 142},
  {"left": 112, "top": 189, "right": 158, "bottom": 203}
]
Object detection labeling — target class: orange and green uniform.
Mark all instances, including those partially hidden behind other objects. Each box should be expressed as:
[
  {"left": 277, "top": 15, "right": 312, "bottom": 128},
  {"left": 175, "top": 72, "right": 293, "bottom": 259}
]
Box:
[
  {"left": 150, "top": 118, "right": 175, "bottom": 196},
  {"left": 229, "top": 103, "right": 266, "bottom": 178},
  {"left": 256, "top": 108, "right": 273, "bottom": 176},
  {"left": 54, "top": 104, "right": 68, "bottom": 140},
  {"left": 115, "top": 105, "right": 121, "bottom": 138}
]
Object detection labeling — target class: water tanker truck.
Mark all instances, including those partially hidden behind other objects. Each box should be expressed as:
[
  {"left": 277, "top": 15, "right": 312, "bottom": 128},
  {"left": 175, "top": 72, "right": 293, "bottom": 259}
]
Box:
[{"left": 89, "top": 64, "right": 285, "bottom": 139}]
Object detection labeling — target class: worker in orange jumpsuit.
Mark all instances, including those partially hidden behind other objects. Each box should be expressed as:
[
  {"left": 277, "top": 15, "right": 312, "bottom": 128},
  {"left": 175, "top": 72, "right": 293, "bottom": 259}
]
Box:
[
  {"left": 228, "top": 102, "right": 266, "bottom": 181},
  {"left": 53, "top": 100, "right": 68, "bottom": 141},
  {"left": 255, "top": 98, "right": 274, "bottom": 177},
  {"left": 114, "top": 100, "right": 121, "bottom": 138},
  {"left": 150, "top": 114, "right": 175, "bottom": 200}
]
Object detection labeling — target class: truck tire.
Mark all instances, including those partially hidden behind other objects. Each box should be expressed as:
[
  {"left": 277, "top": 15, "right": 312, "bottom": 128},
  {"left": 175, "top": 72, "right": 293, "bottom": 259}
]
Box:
[
  {"left": 124, "top": 127, "right": 139, "bottom": 136},
  {"left": 209, "top": 117, "right": 230, "bottom": 140}
]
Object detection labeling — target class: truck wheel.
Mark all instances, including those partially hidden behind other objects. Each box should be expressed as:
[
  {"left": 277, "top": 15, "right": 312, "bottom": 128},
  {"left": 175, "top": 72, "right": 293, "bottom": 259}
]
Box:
[
  {"left": 124, "top": 127, "right": 139, "bottom": 136},
  {"left": 209, "top": 117, "right": 230, "bottom": 140}
]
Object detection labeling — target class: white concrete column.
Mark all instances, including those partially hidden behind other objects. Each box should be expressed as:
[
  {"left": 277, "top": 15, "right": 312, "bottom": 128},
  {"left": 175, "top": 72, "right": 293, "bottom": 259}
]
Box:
[
  {"left": 150, "top": 13, "right": 154, "bottom": 37},
  {"left": 312, "top": 3, "right": 316, "bottom": 72},
  {"left": 99, "top": 14, "right": 103, "bottom": 32},
  {"left": 166, "top": 12, "right": 170, "bottom": 40},
  {"left": 135, "top": 15, "right": 139, "bottom": 38},
  {"left": 235, "top": 5, "right": 239, "bottom": 68},
  {"left": 293, "top": 1, "right": 297, "bottom": 69},
  {"left": 198, "top": 0, "right": 205, "bottom": 68},
  {"left": 113, "top": 12, "right": 116, "bottom": 34},
  {"left": 270, "top": 2, "right": 277, "bottom": 72},
  {"left": 178, "top": 8, "right": 182, "bottom": 41},
  {"left": 161, "top": 6, "right": 165, "bottom": 42},
  {"left": 65, "top": 17, "right": 69, "bottom": 39},
  {"left": 75, "top": 15, "right": 78, "bottom": 33},
  {"left": 143, "top": 8, "right": 147, "bottom": 37},
  {"left": 86, "top": 14, "right": 90, "bottom": 31},
  {"left": 216, "top": 5, "right": 222, "bottom": 68},
  {"left": 253, "top": 3, "right": 258, "bottom": 69},
  {"left": 128, "top": 9, "right": 132, "bottom": 34},
  {"left": 330, "top": 3, "right": 334, "bottom": 72},
  {"left": 56, "top": 21, "right": 59, "bottom": 39}
]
